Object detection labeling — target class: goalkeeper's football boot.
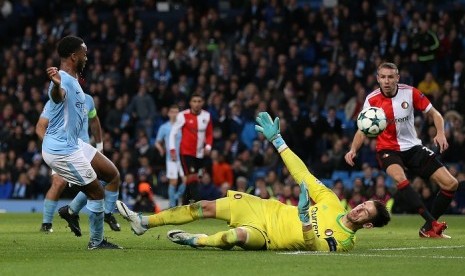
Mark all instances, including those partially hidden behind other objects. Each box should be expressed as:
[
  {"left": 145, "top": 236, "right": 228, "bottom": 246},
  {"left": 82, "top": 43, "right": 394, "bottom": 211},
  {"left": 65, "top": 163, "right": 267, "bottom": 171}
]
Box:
[
  {"left": 87, "top": 238, "right": 123, "bottom": 250},
  {"left": 116, "top": 200, "right": 147, "bottom": 236},
  {"left": 419, "top": 221, "right": 450, "bottom": 238},
  {"left": 40, "top": 223, "right": 53, "bottom": 233},
  {"left": 58, "top": 205, "right": 82, "bottom": 237},
  {"left": 104, "top": 213, "right": 121, "bottom": 231},
  {"left": 167, "top": 229, "right": 207, "bottom": 248}
]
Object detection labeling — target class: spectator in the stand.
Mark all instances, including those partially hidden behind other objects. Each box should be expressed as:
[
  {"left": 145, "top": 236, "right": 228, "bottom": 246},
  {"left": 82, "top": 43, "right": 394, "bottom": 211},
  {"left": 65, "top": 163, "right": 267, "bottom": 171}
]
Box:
[
  {"left": 417, "top": 72, "right": 440, "bottom": 100},
  {"left": 0, "top": 170, "right": 13, "bottom": 199},
  {"left": 126, "top": 85, "right": 157, "bottom": 138},
  {"left": 278, "top": 184, "right": 298, "bottom": 206},
  {"left": 11, "top": 172, "right": 31, "bottom": 199},
  {"left": 120, "top": 173, "right": 138, "bottom": 208},
  {"left": 332, "top": 179, "right": 348, "bottom": 210},
  {"left": 211, "top": 150, "right": 233, "bottom": 189},
  {"left": 104, "top": 97, "right": 125, "bottom": 137},
  {"left": 198, "top": 171, "right": 221, "bottom": 201}
]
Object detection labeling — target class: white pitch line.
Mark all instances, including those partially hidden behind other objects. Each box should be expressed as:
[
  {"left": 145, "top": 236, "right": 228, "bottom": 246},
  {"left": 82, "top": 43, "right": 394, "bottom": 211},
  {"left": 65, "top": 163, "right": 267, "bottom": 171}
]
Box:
[
  {"left": 278, "top": 252, "right": 465, "bottom": 259},
  {"left": 370, "top": 245, "right": 465, "bottom": 251}
]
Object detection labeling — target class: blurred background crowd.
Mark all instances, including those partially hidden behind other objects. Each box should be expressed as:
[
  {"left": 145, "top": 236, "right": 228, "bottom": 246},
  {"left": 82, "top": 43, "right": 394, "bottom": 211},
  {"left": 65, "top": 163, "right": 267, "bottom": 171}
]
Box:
[{"left": 1, "top": 0, "right": 465, "bottom": 214}]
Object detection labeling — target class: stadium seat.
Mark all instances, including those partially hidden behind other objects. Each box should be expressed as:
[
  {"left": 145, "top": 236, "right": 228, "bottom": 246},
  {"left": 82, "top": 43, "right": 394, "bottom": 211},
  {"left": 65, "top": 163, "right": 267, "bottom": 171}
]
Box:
[
  {"left": 350, "top": 170, "right": 365, "bottom": 182},
  {"left": 331, "top": 170, "right": 350, "bottom": 182}
]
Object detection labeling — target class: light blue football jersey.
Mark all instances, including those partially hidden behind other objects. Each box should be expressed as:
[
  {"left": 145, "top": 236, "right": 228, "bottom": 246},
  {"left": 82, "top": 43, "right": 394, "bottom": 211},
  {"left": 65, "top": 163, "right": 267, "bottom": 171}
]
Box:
[
  {"left": 42, "top": 71, "right": 87, "bottom": 155},
  {"left": 41, "top": 94, "right": 96, "bottom": 144},
  {"left": 155, "top": 121, "right": 181, "bottom": 161}
]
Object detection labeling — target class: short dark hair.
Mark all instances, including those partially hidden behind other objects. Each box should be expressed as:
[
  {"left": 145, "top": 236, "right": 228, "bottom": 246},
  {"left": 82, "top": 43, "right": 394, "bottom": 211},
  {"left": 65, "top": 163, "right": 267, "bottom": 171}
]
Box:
[
  {"left": 371, "top": 200, "right": 391, "bottom": 227},
  {"left": 57, "top": 36, "right": 84, "bottom": 58},
  {"left": 190, "top": 92, "right": 203, "bottom": 100}
]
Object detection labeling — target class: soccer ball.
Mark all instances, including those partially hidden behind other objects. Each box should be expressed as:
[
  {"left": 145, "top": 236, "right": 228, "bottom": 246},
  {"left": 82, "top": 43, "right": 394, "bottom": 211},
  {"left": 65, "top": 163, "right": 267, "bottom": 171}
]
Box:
[{"left": 357, "top": 107, "right": 387, "bottom": 137}]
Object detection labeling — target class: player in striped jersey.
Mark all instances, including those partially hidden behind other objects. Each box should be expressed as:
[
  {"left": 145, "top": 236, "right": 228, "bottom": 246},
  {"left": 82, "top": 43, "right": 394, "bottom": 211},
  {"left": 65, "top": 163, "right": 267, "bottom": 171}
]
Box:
[
  {"left": 168, "top": 93, "right": 213, "bottom": 204},
  {"left": 345, "top": 62, "right": 458, "bottom": 238}
]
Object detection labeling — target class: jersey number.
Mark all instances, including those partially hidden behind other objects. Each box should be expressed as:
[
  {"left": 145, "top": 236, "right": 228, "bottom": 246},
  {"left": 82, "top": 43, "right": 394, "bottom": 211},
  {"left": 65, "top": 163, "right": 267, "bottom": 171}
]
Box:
[{"left": 421, "top": 146, "right": 434, "bottom": 156}]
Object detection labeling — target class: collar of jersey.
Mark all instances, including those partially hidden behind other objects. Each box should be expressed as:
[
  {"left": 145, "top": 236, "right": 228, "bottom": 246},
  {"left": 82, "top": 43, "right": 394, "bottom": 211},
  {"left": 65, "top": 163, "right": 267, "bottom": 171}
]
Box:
[{"left": 336, "top": 213, "right": 355, "bottom": 235}]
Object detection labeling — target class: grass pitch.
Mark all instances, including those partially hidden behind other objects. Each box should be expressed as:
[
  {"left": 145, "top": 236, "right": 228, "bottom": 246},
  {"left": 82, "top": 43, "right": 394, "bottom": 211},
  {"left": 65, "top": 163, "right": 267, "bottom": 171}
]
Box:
[{"left": 0, "top": 213, "right": 464, "bottom": 276}]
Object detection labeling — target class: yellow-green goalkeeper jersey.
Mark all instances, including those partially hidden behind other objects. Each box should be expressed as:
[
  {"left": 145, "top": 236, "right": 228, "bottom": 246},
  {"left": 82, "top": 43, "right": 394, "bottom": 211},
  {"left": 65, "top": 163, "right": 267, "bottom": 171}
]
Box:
[{"left": 265, "top": 148, "right": 355, "bottom": 251}]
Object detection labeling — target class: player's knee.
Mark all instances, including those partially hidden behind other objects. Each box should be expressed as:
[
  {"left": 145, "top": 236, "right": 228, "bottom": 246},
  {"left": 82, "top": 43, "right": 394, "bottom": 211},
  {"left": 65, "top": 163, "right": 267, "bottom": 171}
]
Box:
[{"left": 443, "top": 177, "right": 458, "bottom": 191}]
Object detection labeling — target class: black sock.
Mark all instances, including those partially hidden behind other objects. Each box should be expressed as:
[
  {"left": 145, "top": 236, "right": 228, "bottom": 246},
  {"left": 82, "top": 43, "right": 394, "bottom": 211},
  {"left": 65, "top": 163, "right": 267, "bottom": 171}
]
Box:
[
  {"left": 182, "top": 182, "right": 199, "bottom": 205},
  {"left": 398, "top": 185, "right": 435, "bottom": 228},
  {"left": 431, "top": 190, "right": 455, "bottom": 220}
]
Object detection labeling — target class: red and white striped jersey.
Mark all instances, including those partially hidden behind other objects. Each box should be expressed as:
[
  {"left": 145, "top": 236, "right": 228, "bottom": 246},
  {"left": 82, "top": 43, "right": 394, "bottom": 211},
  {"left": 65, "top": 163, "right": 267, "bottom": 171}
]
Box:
[
  {"left": 169, "top": 109, "right": 213, "bottom": 158},
  {"left": 364, "top": 84, "right": 432, "bottom": 152}
]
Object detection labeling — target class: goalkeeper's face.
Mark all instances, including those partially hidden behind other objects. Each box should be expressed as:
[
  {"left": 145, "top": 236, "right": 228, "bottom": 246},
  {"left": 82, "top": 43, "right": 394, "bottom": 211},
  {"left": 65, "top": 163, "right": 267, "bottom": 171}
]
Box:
[{"left": 347, "top": 201, "right": 377, "bottom": 226}]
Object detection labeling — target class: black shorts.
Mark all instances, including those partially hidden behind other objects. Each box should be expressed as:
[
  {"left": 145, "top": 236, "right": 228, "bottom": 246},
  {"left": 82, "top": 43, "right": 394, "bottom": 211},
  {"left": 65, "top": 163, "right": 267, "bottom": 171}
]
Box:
[
  {"left": 376, "top": 145, "right": 444, "bottom": 179},
  {"left": 180, "top": 155, "right": 204, "bottom": 175}
]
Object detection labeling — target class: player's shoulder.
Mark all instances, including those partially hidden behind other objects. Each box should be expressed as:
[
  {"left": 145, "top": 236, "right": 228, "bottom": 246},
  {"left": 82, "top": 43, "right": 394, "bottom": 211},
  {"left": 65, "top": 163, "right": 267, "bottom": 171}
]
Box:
[
  {"left": 200, "top": 109, "right": 211, "bottom": 117},
  {"left": 398, "top": 83, "right": 414, "bottom": 92},
  {"left": 366, "top": 88, "right": 382, "bottom": 100}
]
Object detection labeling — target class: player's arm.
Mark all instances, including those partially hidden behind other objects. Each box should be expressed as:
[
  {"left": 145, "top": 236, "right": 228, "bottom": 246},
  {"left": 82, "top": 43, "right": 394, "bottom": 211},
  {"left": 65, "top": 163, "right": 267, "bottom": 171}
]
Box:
[
  {"left": 168, "top": 113, "right": 185, "bottom": 161},
  {"left": 425, "top": 107, "right": 448, "bottom": 153},
  {"left": 344, "top": 129, "right": 366, "bottom": 166},
  {"left": 302, "top": 226, "right": 349, "bottom": 252},
  {"left": 255, "top": 112, "right": 336, "bottom": 202},
  {"left": 46, "top": 67, "right": 65, "bottom": 103},
  {"left": 36, "top": 117, "right": 49, "bottom": 140},
  {"left": 204, "top": 114, "right": 213, "bottom": 155},
  {"left": 154, "top": 129, "right": 166, "bottom": 156},
  {"left": 89, "top": 115, "right": 103, "bottom": 152}
]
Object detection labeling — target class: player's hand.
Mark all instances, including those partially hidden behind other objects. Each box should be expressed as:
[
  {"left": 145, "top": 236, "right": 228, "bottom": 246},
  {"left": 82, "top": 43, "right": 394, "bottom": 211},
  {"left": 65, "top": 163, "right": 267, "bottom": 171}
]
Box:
[
  {"left": 344, "top": 150, "right": 356, "bottom": 167},
  {"left": 204, "top": 145, "right": 212, "bottom": 156},
  {"left": 46, "top": 67, "right": 61, "bottom": 85},
  {"left": 255, "top": 112, "right": 281, "bottom": 142},
  {"left": 298, "top": 182, "right": 311, "bottom": 226},
  {"left": 434, "top": 133, "right": 448, "bottom": 153},
  {"left": 169, "top": 149, "right": 177, "bottom": 161}
]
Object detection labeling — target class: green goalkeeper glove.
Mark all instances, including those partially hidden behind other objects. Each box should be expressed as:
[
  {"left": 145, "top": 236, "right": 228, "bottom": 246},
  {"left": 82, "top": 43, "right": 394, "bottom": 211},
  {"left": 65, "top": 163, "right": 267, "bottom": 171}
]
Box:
[
  {"left": 298, "top": 182, "right": 311, "bottom": 226},
  {"left": 254, "top": 112, "right": 288, "bottom": 152}
]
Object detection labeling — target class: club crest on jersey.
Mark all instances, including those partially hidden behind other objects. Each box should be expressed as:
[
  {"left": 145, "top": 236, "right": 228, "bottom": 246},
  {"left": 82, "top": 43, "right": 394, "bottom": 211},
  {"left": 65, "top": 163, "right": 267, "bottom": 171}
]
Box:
[
  {"left": 382, "top": 153, "right": 390, "bottom": 158},
  {"left": 85, "top": 169, "right": 93, "bottom": 178},
  {"left": 401, "top": 101, "right": 409, "bottom": 109},
  {"left": 234, "top": 194, "right": 242, "bottom": 199},
  {"left": 325, "top": 229, "right": 333, "bottom": 236}
]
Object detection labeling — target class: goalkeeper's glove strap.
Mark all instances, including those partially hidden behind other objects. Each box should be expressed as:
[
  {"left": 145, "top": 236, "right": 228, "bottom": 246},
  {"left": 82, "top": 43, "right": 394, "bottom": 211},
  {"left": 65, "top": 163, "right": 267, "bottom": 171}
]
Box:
[{"left": 272, "top": 135, "right": 288, "bottom": 153}]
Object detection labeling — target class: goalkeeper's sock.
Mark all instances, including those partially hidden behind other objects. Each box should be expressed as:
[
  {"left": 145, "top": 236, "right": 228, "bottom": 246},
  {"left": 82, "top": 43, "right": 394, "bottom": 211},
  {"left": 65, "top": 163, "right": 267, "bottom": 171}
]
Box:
[
  {"left": 147, "top": 202, "right": 203, "bottom": 228},
  {"left": 271, "top": 134, "right": 288, "bottom": 153},
  {"left": 196, "top": 230, "right": 235, "bottom": 249}
]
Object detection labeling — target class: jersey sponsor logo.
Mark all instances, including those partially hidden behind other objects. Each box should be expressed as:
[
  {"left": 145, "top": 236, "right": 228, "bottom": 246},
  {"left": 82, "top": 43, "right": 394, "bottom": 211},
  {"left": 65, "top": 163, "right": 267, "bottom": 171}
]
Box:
[
  {"left": 234, "top": 194, "right": 242, "bottom": 199},
  {"left": 311, "top": 207, "right": 319, "bottom": 237},
  {"left": 394, "top": 116, "right": 409, "bottom": 123},
  {"left": 401, "top": 101, "right": 409, "bottom": 109},
  {"left": 325, "top": 229, "right": 333, "bottom": 236}
]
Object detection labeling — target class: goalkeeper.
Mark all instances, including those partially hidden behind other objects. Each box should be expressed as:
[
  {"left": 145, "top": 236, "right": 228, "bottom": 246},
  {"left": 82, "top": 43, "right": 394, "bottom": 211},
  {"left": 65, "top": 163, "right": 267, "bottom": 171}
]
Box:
[{"left": 117, "top": 112, "right": 390, "bottom": 251}]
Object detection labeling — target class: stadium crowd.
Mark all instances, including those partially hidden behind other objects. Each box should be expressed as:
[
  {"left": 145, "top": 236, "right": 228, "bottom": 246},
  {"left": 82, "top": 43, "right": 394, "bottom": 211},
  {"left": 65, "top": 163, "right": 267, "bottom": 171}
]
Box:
[{"left": 0, "top": 0, "right": 465, "bottom": 214}]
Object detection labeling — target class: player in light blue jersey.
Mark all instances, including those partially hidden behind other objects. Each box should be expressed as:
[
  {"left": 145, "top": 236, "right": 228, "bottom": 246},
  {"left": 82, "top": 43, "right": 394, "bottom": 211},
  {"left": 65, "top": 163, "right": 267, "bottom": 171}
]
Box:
[
  {"left": 41, "top": 36, "right": 121, "bottom": 249},
  {"left": 155, "top": 105, "right": 186, "bottom": 208},
  {"left": 38, "top": 94, "right": 121, "bottom": 234}
]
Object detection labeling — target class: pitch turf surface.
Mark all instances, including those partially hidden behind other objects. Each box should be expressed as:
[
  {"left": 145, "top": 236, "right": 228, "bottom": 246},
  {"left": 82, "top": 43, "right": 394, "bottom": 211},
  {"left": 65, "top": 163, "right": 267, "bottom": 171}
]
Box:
[{"left": 1, "top": 213, "right": 464, "bottom": 276}]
